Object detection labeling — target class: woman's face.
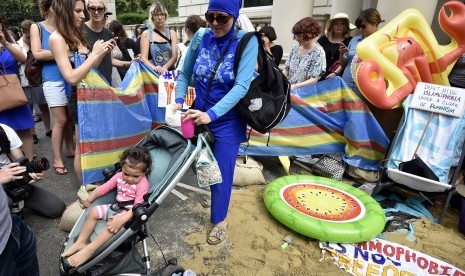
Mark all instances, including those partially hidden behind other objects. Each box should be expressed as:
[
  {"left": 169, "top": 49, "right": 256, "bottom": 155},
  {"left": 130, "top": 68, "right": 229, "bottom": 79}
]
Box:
[
  {"left": 74, "top": 1, "right": 85, "bottom": 27},
  {"left": 151, "top": 10, "right": 166, "bottom": 28},
  {"left": 205, "top": 11, "right": 233, "bottom": 38},
  {"left": 359, "top": 21, "right": 377, "bottom": 38},
  {"left": 331, "top": 19, "right": 347, "bottom": 35}
]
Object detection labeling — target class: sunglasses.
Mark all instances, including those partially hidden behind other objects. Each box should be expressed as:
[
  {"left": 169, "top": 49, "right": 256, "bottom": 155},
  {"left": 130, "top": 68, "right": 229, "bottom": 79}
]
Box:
[
  {"left": 205, "top": 12, "right": 231, "bottom": 24},
  {"left": 88, "top": 6, "right": 105, "bottom": 13},
  {"left": 358, "top": 23, "right": 368, "bottom": 30}
]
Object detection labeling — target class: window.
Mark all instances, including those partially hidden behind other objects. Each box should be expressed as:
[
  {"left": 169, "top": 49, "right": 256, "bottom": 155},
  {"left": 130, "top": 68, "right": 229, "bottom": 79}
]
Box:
[{"left": 243, "top": 0, "right": 273, "bottom": 8}]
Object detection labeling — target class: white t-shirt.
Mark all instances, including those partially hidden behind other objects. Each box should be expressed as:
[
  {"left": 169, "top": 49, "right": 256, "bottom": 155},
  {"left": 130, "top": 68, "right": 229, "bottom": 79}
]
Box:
[{"left": 0, "top": 124, "right": 22, "bottom": 167}]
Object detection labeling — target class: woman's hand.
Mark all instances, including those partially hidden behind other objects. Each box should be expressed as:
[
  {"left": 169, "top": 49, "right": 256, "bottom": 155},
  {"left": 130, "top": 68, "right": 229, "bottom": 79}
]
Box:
[
  {"left": 184, "top": 109, "right": 211, "bottom": 125},
  {"left": 171, "top": 103, "right": 183, "bottom": 114},
  {"left": 339, "top": 44, "right": 349, "bottom": 55},
  {"left": 92, "top": 39, "right": 114, "bottom": 57},
  {"left": 0, "top": 163, "right": 27, "bottom": 184},
  {"left": 325, "top": 72, "right": 338, "bottom": 79},
  {"left": 154, "top": 65, "right": 168, "bottom": 74}
]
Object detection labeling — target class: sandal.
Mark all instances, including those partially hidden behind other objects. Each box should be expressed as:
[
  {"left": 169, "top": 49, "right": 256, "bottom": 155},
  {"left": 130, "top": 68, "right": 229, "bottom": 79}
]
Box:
[
  {"left": 207, "top": 224, "right": 227, "bottom": 245},
  {"left": 201, "top": 196, "right": 211, "bottom": 208},
  {"left": 33, "top": 134, "right": 39, "bottom": 144},
  {"left": 54, "top": 166, "right": 68, "bottom": 175}
]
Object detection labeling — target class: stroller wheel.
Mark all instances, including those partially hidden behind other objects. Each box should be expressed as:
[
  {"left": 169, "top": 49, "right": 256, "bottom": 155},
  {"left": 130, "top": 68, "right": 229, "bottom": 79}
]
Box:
[{"left": 160, "top": 264, "right": 184, "bottom": 276}]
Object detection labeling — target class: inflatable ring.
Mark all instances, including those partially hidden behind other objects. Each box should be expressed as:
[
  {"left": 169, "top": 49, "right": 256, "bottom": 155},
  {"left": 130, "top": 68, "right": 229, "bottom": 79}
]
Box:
[{"left": 263, "top": 175, "right": 386, "bottom": 243}]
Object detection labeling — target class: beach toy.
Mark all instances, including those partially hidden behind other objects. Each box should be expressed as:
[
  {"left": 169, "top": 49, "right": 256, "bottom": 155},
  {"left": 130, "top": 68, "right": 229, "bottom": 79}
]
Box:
[
  {"left": 355, "top": 1, "right": 465, "bottom": 109},
  {"left": 264, "top": 175, "right": 386, "bottom": 243}
]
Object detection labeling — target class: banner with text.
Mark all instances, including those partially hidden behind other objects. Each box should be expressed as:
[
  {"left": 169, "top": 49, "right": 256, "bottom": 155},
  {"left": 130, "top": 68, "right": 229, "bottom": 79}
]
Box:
[{"left": 320, "top": 239, "right": 465, "bottom": 276}]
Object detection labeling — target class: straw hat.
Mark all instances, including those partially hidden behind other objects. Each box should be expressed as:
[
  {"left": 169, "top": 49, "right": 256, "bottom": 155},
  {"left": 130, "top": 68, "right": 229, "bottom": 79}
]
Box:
[{"left": 325, "top": 13, "right": 356, "bottom": 31}]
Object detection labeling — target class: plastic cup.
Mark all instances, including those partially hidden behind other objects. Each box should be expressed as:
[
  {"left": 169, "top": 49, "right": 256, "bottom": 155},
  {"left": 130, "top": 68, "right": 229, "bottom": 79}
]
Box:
[{"left": 180, "top": 114, "right": 195, "bottom": 139}]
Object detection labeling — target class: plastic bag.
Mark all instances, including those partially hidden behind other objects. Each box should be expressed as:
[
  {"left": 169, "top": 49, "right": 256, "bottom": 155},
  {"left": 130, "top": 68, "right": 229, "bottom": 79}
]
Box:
[{"left": 195, "top": 135, "right": 222, "bottom": 187}]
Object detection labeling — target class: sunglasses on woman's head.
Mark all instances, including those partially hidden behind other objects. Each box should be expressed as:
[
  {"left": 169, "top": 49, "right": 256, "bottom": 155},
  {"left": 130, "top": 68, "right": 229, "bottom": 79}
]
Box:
[
  {"left": 358, "top": 23, "right": 368, "bottom": 30},
  {"left": 205, "top": 12, "right": 231, "bottom": 24}
]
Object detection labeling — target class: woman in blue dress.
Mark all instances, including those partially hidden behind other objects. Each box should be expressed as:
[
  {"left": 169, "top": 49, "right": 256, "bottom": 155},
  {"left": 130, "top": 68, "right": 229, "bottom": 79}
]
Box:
[
  {"left": 0, "top": 17, "right": 35, "bottom": 161},
  {"left": 174, "top": 0, "right": 258, "bottom": 245},
  {"left": 139, "top": 2, "right": 178, "bottom": 74}
]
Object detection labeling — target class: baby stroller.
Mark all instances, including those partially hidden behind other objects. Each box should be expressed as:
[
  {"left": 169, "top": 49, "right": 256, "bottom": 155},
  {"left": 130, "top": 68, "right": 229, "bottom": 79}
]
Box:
[{"left": 59, "top": 126, "right": 202, "bottom": 275}]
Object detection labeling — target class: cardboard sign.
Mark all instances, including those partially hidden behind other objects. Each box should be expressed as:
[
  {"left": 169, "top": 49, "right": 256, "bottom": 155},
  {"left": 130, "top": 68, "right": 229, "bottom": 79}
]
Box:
[
  {"left": 410, "top": 82, "right": 465, "bottom": 118},
  {"left": 158, "top": 70, "right": 195, "bottom": 109}
]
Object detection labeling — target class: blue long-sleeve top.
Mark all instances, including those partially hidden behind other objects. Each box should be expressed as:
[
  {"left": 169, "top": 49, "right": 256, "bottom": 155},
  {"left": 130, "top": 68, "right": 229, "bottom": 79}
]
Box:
[{"left": 175, "top": 27, "right": 258, "bottom": 143}]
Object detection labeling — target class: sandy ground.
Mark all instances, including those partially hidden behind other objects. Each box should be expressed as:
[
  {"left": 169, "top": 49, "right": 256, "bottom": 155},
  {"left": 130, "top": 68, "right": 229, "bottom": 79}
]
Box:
[{"left": 174, "top": 158, "right": 465, "bottom": 276}]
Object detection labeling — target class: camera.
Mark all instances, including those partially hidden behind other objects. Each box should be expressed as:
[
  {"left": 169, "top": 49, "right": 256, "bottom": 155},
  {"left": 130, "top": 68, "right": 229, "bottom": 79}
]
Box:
[{"left": 3, "top": 157, "right": 50, "bottom": 203}]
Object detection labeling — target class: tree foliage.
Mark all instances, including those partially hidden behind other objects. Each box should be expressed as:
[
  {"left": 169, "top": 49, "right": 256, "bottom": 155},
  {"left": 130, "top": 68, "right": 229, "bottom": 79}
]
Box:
[
  {"left": 0, "top": 0, "right": 41, "bottom": 27},
  {"left": 116, "top": 0, "right": 178, "bottom": 17}
]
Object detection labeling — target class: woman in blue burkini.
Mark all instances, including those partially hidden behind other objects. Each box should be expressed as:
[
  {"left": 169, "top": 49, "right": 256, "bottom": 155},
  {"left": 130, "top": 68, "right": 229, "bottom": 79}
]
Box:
[
  {"left": 173, "top": 0, "right": 258, "bottom": 245},
  {"left": 139, "top": 2, "right": 178, "bottom": 74}
]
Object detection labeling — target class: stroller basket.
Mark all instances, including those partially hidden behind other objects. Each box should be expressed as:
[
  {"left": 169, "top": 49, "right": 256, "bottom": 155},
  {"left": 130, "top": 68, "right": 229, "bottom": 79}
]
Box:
[{"left": 60, "top": 126, "right": 194, "bottom": 275}]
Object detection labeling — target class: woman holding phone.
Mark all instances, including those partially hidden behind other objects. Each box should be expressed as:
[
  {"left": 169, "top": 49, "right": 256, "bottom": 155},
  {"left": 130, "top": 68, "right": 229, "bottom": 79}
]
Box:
[
  {"left": 50, "top": 0, "right": 115, "bottom": 186},
  {"left": 317, "top": 13, "right": 354, "bottom": 80},
  {"left": 340, "top": 8, "right": 383, "bottom": 98}
]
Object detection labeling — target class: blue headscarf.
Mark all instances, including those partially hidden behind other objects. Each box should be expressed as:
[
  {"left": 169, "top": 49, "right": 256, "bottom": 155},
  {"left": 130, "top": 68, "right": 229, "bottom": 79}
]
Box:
[
  {"left": 207, "top": 0, "right": 241, "bottom": 20},
  {"left": 207, "top": 0, "right": 242, "bottom": 43}
]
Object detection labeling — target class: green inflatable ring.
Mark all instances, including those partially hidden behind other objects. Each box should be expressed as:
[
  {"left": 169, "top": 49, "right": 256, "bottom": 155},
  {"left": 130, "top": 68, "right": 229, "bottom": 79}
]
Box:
[{"left": 264, "top": 175, "right": 386, "bottom": 243}]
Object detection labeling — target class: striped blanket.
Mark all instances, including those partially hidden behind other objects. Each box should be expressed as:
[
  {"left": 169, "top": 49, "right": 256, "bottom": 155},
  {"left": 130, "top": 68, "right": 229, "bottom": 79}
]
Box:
[
  {"left": 239, "top": 77, "right": 389, "bottom": 170},
  {"left": 78, "top": 61, "right": 388, "bottom": 184},
  {"left": 77, "top": 61, "right": 162, "bottom": 184}
]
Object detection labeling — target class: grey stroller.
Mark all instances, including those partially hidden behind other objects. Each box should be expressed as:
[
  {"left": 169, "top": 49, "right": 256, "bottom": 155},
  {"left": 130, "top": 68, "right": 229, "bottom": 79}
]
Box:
[{"left": 59, "top": 126, "right": 202, "bottom": 275}]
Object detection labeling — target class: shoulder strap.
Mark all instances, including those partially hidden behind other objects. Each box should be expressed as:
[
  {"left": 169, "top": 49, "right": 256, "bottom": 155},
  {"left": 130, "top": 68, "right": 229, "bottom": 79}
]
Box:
[
  {"left": 202, "top": 30, "right": 238, "bottom": 111},
  {"left": 147, "top": 29, "right": 152, "bottom": 42},
  {"left": 234, "top": 31, "right": 262, "bottom": 76},
  {"left": 154, "top": 28, "right": 171, "bottom": 44}
]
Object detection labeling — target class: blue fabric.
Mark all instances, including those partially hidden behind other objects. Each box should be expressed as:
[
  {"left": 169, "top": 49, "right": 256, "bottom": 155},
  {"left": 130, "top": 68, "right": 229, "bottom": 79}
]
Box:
[
  {"left": 0, "top": 49, "right": 34, "bottom": 131},
  {"left": 207, "top": 0, "right": 241, "bottom": 20},
  {"left": 175, "top": 27, "right": 258, "bottom": 144},
  {"left": 40, "top": 22, "right": 64, "bottom": 82},
  {"left": 210, "top": 141, "right": 240, "bottom": 224},
  {"left": 0, "top": 214, "right": 39, "bottom": 276},
  {"left": 341, "top": 35, "right": 363, "bottom": 98}
]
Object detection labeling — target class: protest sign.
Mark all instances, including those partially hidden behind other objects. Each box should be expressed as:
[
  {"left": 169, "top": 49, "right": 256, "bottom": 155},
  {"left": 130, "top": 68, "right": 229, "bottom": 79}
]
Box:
[
  {"left": 410, "top": 82, "right": 465, "bottom": 118},
  {"left": 320, "top": 239, "right": 465, "bottom": 276}
]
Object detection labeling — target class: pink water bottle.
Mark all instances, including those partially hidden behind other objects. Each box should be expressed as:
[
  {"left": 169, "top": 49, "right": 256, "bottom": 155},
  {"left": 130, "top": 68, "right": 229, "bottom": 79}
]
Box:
[{"left": 180, "top": 114, "right": 195, "bottom": 139}]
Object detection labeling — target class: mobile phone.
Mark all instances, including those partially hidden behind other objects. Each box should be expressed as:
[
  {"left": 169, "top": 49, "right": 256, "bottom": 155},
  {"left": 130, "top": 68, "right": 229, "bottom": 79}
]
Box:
[{"left": 339, "top": 42, "right": 348, "bottom": 49}]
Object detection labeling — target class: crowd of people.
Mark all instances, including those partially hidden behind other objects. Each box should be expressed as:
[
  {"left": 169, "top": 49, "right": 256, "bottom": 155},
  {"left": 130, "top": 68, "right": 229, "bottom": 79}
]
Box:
[{"left": 1, "top": 0, "right": 464, "bottom": 273}]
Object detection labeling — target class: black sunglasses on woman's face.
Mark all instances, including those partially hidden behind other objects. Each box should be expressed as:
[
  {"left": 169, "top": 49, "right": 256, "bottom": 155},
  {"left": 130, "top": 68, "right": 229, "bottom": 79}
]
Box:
[{"left": 205, "top": 12, "right": 231, "bottom": 24}]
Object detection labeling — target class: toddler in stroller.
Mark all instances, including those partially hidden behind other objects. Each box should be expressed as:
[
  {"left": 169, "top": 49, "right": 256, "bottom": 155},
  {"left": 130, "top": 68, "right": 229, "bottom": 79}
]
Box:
[
  {"left": 61, "top": 146, "right": 152, "bottom": 267},
  {"left": 60, "top": 126, "right": 197, "bottom": 275}
]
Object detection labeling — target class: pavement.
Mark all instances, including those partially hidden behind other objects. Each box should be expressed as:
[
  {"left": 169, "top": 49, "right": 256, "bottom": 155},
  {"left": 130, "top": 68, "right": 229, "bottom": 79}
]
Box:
[{"left": 25, "top": 122, "right": 288, "bottom": 275}]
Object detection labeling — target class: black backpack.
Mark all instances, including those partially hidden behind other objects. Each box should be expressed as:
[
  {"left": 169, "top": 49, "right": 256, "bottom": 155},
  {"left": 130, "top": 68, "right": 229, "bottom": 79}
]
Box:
[{"left": 234, "top": 31, "right": 291, "bottom": 134}]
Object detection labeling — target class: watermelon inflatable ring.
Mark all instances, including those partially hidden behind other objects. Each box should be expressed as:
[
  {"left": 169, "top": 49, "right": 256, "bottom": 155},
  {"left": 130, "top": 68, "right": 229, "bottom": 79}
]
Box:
[{"left": 264, "top": 175, "right": 386, "bottom": 243}]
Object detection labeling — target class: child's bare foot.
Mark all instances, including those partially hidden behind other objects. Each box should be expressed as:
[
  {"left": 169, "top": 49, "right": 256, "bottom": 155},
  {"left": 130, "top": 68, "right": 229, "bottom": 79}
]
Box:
[
  {"left": 61, "top": 241, "right": 87, "bottom": 257},
  {"left": 67, "top": 247, "right": 94, "bottom": 267}
]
